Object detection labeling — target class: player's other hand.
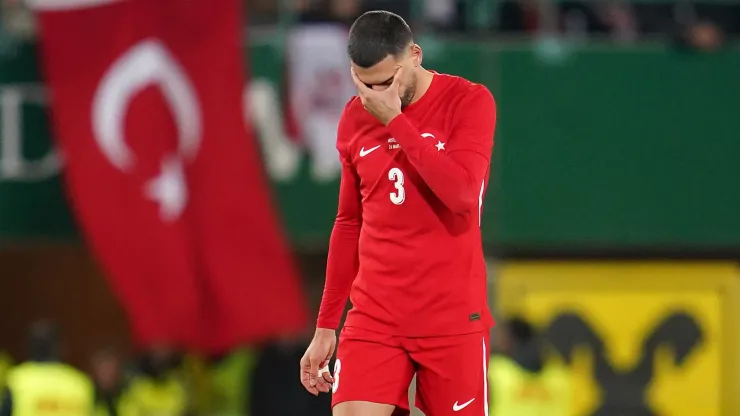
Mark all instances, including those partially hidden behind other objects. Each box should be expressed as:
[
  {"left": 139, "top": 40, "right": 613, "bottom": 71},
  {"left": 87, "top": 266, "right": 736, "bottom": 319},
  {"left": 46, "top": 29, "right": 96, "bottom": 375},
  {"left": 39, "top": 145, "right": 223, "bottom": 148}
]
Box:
[
  {"left": 300, "top": 327, "right": 337, "bottom": 396},
  {"left": 351, "top": 67, "right": 403, "bottom": 126}
]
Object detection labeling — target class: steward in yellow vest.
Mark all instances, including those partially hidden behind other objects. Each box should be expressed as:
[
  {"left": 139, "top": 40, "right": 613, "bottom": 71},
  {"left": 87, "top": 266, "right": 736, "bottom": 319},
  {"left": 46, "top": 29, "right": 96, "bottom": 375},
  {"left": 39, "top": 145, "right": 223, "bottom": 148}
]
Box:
[
  {"left": 488, "top": 317, "right": 571, "bottom": 416},
  {"left": 115, "top": 351, "right": 187, "bottom": 416},
  {"left": 0, "top": 322, "right": 94, "bottom": 416},
  {"left": 91, "top": 350, "right": 189, "bottom": 416},
  {"left": 0, "top": 353, "right": 13, "bottom": 394},
  {"left": 116, "top": 374, "right": 186, "bottom": 416},
  {"left": 90, "top": 350, "right": 126, "bottom": 416}
]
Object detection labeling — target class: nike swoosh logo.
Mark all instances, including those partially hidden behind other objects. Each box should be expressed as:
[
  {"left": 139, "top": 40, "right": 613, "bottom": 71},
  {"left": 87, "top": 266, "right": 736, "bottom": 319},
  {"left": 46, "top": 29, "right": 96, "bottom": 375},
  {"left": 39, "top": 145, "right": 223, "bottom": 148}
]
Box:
[
  {"left": 452, "top": 398, "right": 475, "bottom": 411},
  {"left": 359, "top": 145, "right": 381, "bottom": 157}
]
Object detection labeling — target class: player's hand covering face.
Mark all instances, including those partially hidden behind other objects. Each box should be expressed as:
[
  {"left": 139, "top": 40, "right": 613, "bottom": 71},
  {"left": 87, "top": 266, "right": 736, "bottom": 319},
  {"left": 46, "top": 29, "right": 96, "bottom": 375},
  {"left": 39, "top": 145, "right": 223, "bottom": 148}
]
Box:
[{"left": 351, "top": 66, "right": 404, "bottom": 126}]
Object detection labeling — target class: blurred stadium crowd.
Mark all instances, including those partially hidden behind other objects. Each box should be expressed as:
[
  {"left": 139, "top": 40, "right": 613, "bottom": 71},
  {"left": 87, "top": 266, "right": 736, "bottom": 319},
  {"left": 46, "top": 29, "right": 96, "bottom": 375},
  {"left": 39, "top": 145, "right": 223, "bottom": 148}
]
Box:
[
  {"left": 2, "top": 0, "right": 738, "bottom": 47},
  {"left": 248, "top": 0, "right": 737, "bottom": 47}
]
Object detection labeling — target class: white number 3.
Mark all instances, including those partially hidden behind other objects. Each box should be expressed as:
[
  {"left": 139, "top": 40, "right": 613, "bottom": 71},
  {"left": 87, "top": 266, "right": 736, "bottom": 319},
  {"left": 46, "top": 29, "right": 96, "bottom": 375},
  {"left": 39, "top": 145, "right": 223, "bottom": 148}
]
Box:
[
  {"left": 332, "top": 359, "right": 342, "bottom": 393},
  {"left": 388, "top": 167, "right": 405, "bottom": 205}
]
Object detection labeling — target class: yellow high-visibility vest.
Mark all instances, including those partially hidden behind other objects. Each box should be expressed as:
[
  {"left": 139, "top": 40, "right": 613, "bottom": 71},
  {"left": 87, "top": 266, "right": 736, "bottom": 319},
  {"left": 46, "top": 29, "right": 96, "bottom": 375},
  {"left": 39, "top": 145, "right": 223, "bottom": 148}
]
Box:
[
  {"left": 117, "top": 375, "right": 186, "bottom": 416},
  {"left": 0, "top": 352, "right": 12, "bottom": 392},
  {"left": 5, "top": 362, "right": 94, "bottom": 416},
  {"left": 488, "top": 354, "right": 571, "bottom": 416}
]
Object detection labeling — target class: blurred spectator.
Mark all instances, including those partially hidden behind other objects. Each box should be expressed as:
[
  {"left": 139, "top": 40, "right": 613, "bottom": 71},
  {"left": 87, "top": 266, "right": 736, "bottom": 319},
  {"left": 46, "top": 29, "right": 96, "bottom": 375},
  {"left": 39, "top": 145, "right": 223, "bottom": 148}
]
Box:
[
  {"left": 294, "top": 0, "right": 359, "bottom": 24},
  {"left": 425, "top": 0, "right": 457, "bottom": 29},
  {"left": 247, "top": 0, "right": 279, "bottom": 24},
  {"left": 250, "top": 341, "right": 331, "bottom": 416},
  {"left": 498, "top": 0, "right": 637, "bottom": 39},
  {"left": 207, "top": 350, "right": 257, "bottom": 416},
  {"left": 113, "top": 350, "right": 187, "bottom": 416},
  {"left": 680, "top": 20, "right": 724, "bottom": 51},
  {"left": 0, "top": 353, "right": 11, "bottom": 398},
  {"left": 559, "top": 1, "right": 610, "bottom": 38},
  {"left": 179, "top": 350, "right": 257, "bottom": 416},
  {"left": 636, "top": 1, "right": 740, "bottom": 36},
  {"left": 360, "top": 0, "right": 412, "bottom": 21},
  {"left": 489, "top": 317, "right": 571, "bottom": 416},
  {"left": 597, "top": 2, "right": 639, "bottom": 42},
  {"left": 0, "top": 321, "right": 94, "bottom": 416},
  {"left": 499, "top": 0, "right": 541, "bottom": 33},
  {"left": 91, "top": 350, "right": 125, "bottom": 416},
  {"left": 116, "top": 377, "right": 187, "bottom": 416},
  {"left": 0, "top": 0, "right": 35, "bottom": 40},
  {"left": 494, "top": 0, "right": 737, "bottom": 42},
  {"left": 666, "top": 2, "right": 727, "bottom": 51}
]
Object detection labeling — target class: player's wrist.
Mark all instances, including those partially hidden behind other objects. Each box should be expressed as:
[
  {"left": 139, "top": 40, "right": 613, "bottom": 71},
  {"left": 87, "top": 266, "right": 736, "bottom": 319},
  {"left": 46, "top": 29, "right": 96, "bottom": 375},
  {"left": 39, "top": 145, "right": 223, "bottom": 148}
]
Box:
[
  {"left": 385, "top": 113, "right": 411, "bottom": 132},
  {"left": 314, "top": 327, "right": 336, "bottom": 338},
  {"left": 383, "top": 111, "right": 403, "bottom": 126}
]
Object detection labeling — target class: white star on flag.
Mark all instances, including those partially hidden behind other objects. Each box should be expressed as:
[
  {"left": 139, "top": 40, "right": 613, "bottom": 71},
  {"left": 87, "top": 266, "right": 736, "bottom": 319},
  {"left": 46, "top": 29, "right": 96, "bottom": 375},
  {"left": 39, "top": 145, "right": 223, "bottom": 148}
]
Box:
[
  {"left": 435, "top": 141, "right": 446, "bottom": 151},
  {"left": 145, "top": 155, "right": 188, "bottom": 222}
]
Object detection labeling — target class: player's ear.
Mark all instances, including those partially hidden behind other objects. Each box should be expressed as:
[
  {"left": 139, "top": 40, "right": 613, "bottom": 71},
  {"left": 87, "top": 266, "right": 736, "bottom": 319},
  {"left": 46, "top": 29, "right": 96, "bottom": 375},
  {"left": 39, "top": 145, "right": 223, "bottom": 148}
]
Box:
[{"left": 410, "top": 44, "right": 422, "bottom": 67}]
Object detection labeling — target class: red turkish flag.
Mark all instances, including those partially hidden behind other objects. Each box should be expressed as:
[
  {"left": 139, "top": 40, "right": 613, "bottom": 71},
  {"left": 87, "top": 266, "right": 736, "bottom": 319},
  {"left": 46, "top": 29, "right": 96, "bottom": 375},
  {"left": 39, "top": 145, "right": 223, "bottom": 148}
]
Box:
[{"left": 32, "top": 0, "right": 308, "bottom": 352}]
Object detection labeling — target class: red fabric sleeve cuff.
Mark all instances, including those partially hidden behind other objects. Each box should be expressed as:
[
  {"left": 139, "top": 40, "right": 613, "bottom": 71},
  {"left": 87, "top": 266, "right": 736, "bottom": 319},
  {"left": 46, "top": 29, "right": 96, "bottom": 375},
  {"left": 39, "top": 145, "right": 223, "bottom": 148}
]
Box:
[
  {"left": 316, "top": 320, "right": 339, "bottom": 330},
  {"left": 386, "top": 114, "right": 424, "bottom": 153}
]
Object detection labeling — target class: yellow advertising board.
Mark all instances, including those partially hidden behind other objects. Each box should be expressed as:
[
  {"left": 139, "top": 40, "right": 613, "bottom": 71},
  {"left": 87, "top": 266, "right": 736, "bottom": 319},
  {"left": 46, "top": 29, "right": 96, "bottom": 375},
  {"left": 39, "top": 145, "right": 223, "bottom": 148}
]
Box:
[{"left": 497, "top": 261, "right": 740, "bottom": 416}]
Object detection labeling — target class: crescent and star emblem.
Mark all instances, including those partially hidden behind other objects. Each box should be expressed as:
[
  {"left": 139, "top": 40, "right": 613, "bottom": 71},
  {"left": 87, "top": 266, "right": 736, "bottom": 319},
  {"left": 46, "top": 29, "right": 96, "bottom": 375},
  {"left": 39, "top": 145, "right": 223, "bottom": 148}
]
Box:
[{"left": 92, "top": 39, "right": 203, "bottom": 222}]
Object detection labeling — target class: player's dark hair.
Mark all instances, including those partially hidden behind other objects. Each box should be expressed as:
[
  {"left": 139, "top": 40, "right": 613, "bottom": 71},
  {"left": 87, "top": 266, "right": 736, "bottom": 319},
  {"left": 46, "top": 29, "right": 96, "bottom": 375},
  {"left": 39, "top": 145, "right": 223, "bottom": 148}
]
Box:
[{"left": 347, "top": 11, "right": 413, "bottom": 68}]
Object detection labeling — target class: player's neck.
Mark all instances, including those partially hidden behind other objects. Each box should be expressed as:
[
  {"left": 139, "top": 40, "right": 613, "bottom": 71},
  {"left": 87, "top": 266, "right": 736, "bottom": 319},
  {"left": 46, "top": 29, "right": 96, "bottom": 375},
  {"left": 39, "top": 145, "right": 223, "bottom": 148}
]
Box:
[{"left": 408, "top": 68, "right": 435, "bottom": 106}]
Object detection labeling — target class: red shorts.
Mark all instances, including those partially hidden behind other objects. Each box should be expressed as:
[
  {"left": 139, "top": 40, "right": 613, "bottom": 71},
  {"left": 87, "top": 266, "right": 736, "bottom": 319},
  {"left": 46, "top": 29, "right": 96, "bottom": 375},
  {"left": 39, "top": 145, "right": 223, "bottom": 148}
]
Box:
[{"left": 331, "top": 326, "right": 490, "bottom": 416}]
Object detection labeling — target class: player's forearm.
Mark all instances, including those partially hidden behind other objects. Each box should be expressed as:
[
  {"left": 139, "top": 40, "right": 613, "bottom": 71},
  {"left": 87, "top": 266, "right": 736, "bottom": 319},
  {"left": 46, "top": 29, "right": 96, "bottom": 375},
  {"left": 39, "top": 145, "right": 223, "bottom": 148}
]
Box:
[
  {"left": 387, "top": 114, "right": 484, "bottom": 214},
  {"left": 316, "top": 221, "right": 359, "bottom": 329}
]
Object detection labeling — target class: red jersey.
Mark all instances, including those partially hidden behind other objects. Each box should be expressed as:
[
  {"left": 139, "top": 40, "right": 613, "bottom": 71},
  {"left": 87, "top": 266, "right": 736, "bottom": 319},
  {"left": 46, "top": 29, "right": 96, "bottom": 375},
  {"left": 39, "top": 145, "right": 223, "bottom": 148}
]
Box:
[{"left": 317, "top": 72, "right": 496, "bottom": 337}]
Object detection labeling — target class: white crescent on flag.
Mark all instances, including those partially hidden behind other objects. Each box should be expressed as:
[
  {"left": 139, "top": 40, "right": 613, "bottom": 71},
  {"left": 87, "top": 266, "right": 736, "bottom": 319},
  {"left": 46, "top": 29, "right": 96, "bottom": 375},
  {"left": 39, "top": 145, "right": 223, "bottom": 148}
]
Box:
[{"left": 92, "top": 39, "right": 203, "bottom": 221}]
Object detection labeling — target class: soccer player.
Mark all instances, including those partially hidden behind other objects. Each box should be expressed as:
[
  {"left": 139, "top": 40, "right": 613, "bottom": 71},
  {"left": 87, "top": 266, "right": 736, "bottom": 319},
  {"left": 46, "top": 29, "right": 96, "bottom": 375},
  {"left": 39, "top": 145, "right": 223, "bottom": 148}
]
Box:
[{"left": 300, "top": 10, "right": 497, "bottom": 416}]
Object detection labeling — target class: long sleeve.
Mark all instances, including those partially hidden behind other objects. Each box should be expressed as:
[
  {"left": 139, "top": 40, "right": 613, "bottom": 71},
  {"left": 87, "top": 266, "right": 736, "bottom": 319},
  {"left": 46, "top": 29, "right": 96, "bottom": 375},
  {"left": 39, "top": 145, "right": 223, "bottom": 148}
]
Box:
[
  {"left": 316, "top": 105, "right": 362, "bottom": 330},
  {"left": 386, "top": 86, "right": 496, "bottom": 215}
]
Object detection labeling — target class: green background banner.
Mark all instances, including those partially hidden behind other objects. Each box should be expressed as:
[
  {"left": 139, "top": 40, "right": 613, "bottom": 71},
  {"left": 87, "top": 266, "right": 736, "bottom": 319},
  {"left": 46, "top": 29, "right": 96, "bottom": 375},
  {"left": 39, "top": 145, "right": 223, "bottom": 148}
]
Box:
[
  {"left": 2, "top": 41, "right": 739, "bottom": 253},
  {"left": 0, "top": 43, "right": 74, "bottom": 240}
]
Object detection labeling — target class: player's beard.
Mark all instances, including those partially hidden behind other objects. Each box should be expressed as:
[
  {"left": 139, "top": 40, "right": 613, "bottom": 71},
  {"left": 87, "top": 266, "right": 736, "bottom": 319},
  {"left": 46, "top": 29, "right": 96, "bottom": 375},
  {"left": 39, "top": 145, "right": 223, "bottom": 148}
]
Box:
[{"left": 400, "top": 71, "right": 417, "bottom": 108}]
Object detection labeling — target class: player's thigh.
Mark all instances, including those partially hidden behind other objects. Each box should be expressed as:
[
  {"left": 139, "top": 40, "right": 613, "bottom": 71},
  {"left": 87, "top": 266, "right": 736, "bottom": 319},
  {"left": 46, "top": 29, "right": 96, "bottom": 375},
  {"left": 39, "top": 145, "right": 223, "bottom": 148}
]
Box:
[
  {"left": 333, "top": 401, "right": 400, "bottom": 416},
  {"left": 412, "top": 332, "right": 490, "bottom": 416},
  {"left": 332, "top": 327, "right": 415, "bottom": 414}
]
